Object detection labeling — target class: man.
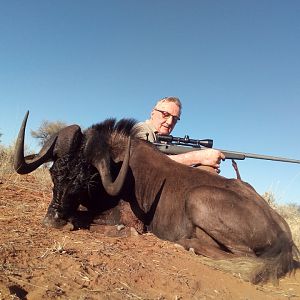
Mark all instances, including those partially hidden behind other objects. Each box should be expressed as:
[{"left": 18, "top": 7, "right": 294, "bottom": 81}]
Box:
[{"left": 135, "top": 96, "right": 225, "bottom": 173}]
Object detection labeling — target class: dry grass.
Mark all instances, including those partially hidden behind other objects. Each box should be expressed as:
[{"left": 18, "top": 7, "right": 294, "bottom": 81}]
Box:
[
  {"left": 263, "top": 191, "right": 300, "bottom": 249},
  {"left": 0, "top": 144, "right": 52, "bottom": 188},
  {"left": 0, "top": 144, "right": 14, "bottom": 175}
]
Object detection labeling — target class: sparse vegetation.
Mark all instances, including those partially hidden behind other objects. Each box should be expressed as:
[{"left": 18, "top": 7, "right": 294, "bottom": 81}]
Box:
[
  {"left": 30, "top": 120, "right": 67, "bottom": 146},
  {"left": 262, "top": 191, "right": 300, "bottom": 248},
  {"left": 0, "top": 143, "right": 51, "bottom": 187},
  {"left": 0, "top": 144, "right": 15, "bottom": 174}
]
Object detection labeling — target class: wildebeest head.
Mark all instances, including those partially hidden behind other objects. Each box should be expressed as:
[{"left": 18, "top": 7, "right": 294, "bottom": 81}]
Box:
[
  {"left": 14, "top": 111, "right": 131, "bottom": 196},
  {"left": 14, "top": 111, "right": 140, "bottom": 229}
]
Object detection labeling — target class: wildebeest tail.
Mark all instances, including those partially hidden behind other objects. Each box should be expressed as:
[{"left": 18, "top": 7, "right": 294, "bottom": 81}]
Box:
[{"left": 250, "top": 233, "right": 300, "bottom": 284}]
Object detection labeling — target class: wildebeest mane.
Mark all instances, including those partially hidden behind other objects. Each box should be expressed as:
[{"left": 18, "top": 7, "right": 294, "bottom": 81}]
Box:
[
  {"left": 90, "top": 118, "right": 138, "bottom": 141},
  {"left": 88, "top": 118, "right": 140, "bottom": 159}
]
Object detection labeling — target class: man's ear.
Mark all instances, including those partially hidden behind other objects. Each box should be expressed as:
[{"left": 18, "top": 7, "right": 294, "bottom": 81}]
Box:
[{"left": 150, "top": 109, "right": 155, "bottom": 119}]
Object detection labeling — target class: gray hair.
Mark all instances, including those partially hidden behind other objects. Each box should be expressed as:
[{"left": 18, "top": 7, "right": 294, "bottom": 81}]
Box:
[{"left": 154, "top": 96, "right": 182, "bottom": 115}]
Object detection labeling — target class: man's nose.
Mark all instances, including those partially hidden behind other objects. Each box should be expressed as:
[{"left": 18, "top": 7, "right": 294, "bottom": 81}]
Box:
[{"left": 165, "top": 116, "right": 175, "bottom": 125}]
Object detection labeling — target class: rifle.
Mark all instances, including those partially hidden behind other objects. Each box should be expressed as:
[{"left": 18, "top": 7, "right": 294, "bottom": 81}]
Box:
[{"left": 154, "top": 134, "right": 300, "bottom": 164}]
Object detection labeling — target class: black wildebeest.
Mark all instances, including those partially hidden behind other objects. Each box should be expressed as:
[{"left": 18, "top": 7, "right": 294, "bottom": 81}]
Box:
[
  {"left": 14, "top": 111, "right": 142, "bottom": 231},
  {"left": 15, "top": 111, "right": 299, "bottom": 284}
]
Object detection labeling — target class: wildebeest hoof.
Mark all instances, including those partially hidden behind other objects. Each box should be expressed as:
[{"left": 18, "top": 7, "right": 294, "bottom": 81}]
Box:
[
  {"left": 189, "top": 247, "right": 196, "bottom": 254},
  {"left": 116, "top": 224, "right": 125, "bottom": 231},
  {"left": 42, "top": 213, "right": 68, "bottom": 229},
  {"left": 130, "top": 227, "right": 139, "bottom": 236}
]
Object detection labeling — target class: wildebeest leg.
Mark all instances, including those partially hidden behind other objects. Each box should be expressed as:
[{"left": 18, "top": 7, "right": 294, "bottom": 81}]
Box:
[
  {"left": 177, "top": 238, "right": 234, "bottom": 259},
  {"left": 177, "top": 227, "right": 254, "bottom": 259},
  {"left": 91, "top": 200, "right": 145, "bottom": 234},
  {"left": 185, "top": 186, "right": 266, "bottom": 258}
]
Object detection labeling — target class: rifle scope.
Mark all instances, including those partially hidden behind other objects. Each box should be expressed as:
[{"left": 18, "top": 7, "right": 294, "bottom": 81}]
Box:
[{"left": 156, "top": 134, "right": 213, "bottom": 148}]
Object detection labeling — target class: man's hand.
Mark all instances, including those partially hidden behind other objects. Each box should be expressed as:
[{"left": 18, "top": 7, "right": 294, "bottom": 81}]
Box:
[
  {"left": 194, "top": 148, "right": 225, "bottom": 169},
  {"left": 168, "top": 148, "right": 225, "bottom": 173}
]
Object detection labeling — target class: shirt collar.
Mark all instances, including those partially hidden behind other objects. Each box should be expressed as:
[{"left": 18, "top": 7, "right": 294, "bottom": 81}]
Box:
[{"left": 145, "top": 119, "right": 158, "bottom": 134}]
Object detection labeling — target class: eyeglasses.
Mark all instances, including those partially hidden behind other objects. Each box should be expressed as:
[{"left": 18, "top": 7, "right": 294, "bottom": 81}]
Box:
[{"left": 154, "top": 109, "right": 180, "bottom": 122}]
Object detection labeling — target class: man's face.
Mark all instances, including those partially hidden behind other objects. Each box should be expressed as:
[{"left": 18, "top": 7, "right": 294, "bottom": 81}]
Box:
[{"left": 150, "top": 102, "right": 181, "bottom": 135}]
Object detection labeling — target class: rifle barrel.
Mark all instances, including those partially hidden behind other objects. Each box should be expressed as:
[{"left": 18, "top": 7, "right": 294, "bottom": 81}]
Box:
[
  {"left": 220, "top": 149, "right": 300, "bottom": 164},
  {"left": 155, "top": 143, "right": 300, "bottom": 164}
]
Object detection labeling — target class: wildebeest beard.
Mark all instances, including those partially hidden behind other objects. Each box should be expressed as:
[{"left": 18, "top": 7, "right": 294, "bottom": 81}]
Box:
[{"left": 45, "top": 138, "right": 144, "bottom": 232}]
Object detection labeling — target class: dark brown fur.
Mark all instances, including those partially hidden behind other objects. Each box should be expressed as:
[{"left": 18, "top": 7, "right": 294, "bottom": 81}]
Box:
[{"left": 85, "top": 119, "right": 299, "bottom": 284}]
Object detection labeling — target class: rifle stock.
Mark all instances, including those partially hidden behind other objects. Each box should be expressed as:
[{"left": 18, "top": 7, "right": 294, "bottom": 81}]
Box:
[{"left": 154, "top": 143, "right": 300, "bottom": 164}]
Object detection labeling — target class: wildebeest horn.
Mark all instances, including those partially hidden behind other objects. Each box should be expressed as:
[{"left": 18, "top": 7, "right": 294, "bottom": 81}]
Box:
[
  {"left": 93, "top": 137, "right": 131, "bottom": 196},
  {"left": 14, "top": 111, "right": 57, "bottom": 174}
]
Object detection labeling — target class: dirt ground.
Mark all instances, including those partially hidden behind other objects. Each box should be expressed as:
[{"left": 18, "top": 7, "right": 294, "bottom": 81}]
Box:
[{"left": 0, "top": 174, "right": 299, "bottom": 300}]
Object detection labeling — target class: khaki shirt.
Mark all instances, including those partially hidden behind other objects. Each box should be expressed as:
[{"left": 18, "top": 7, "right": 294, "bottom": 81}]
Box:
[{"left": 134, "top": 120, "right": 158, "bottom": 142}]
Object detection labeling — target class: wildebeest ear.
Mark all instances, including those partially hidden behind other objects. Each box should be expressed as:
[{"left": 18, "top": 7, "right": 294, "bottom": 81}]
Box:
[{"left": 53, "top": 125, "right": 83, "bottom": 158}]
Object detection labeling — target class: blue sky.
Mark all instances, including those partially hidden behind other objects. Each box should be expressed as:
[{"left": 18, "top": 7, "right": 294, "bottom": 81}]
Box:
[{"left": 1, "top": 1, "right": 300, "bottom": 204}]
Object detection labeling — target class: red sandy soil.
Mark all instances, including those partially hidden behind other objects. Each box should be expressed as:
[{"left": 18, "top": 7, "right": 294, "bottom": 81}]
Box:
[{"left": 0, "top": 174, "right": 299, "bottom": 299}]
